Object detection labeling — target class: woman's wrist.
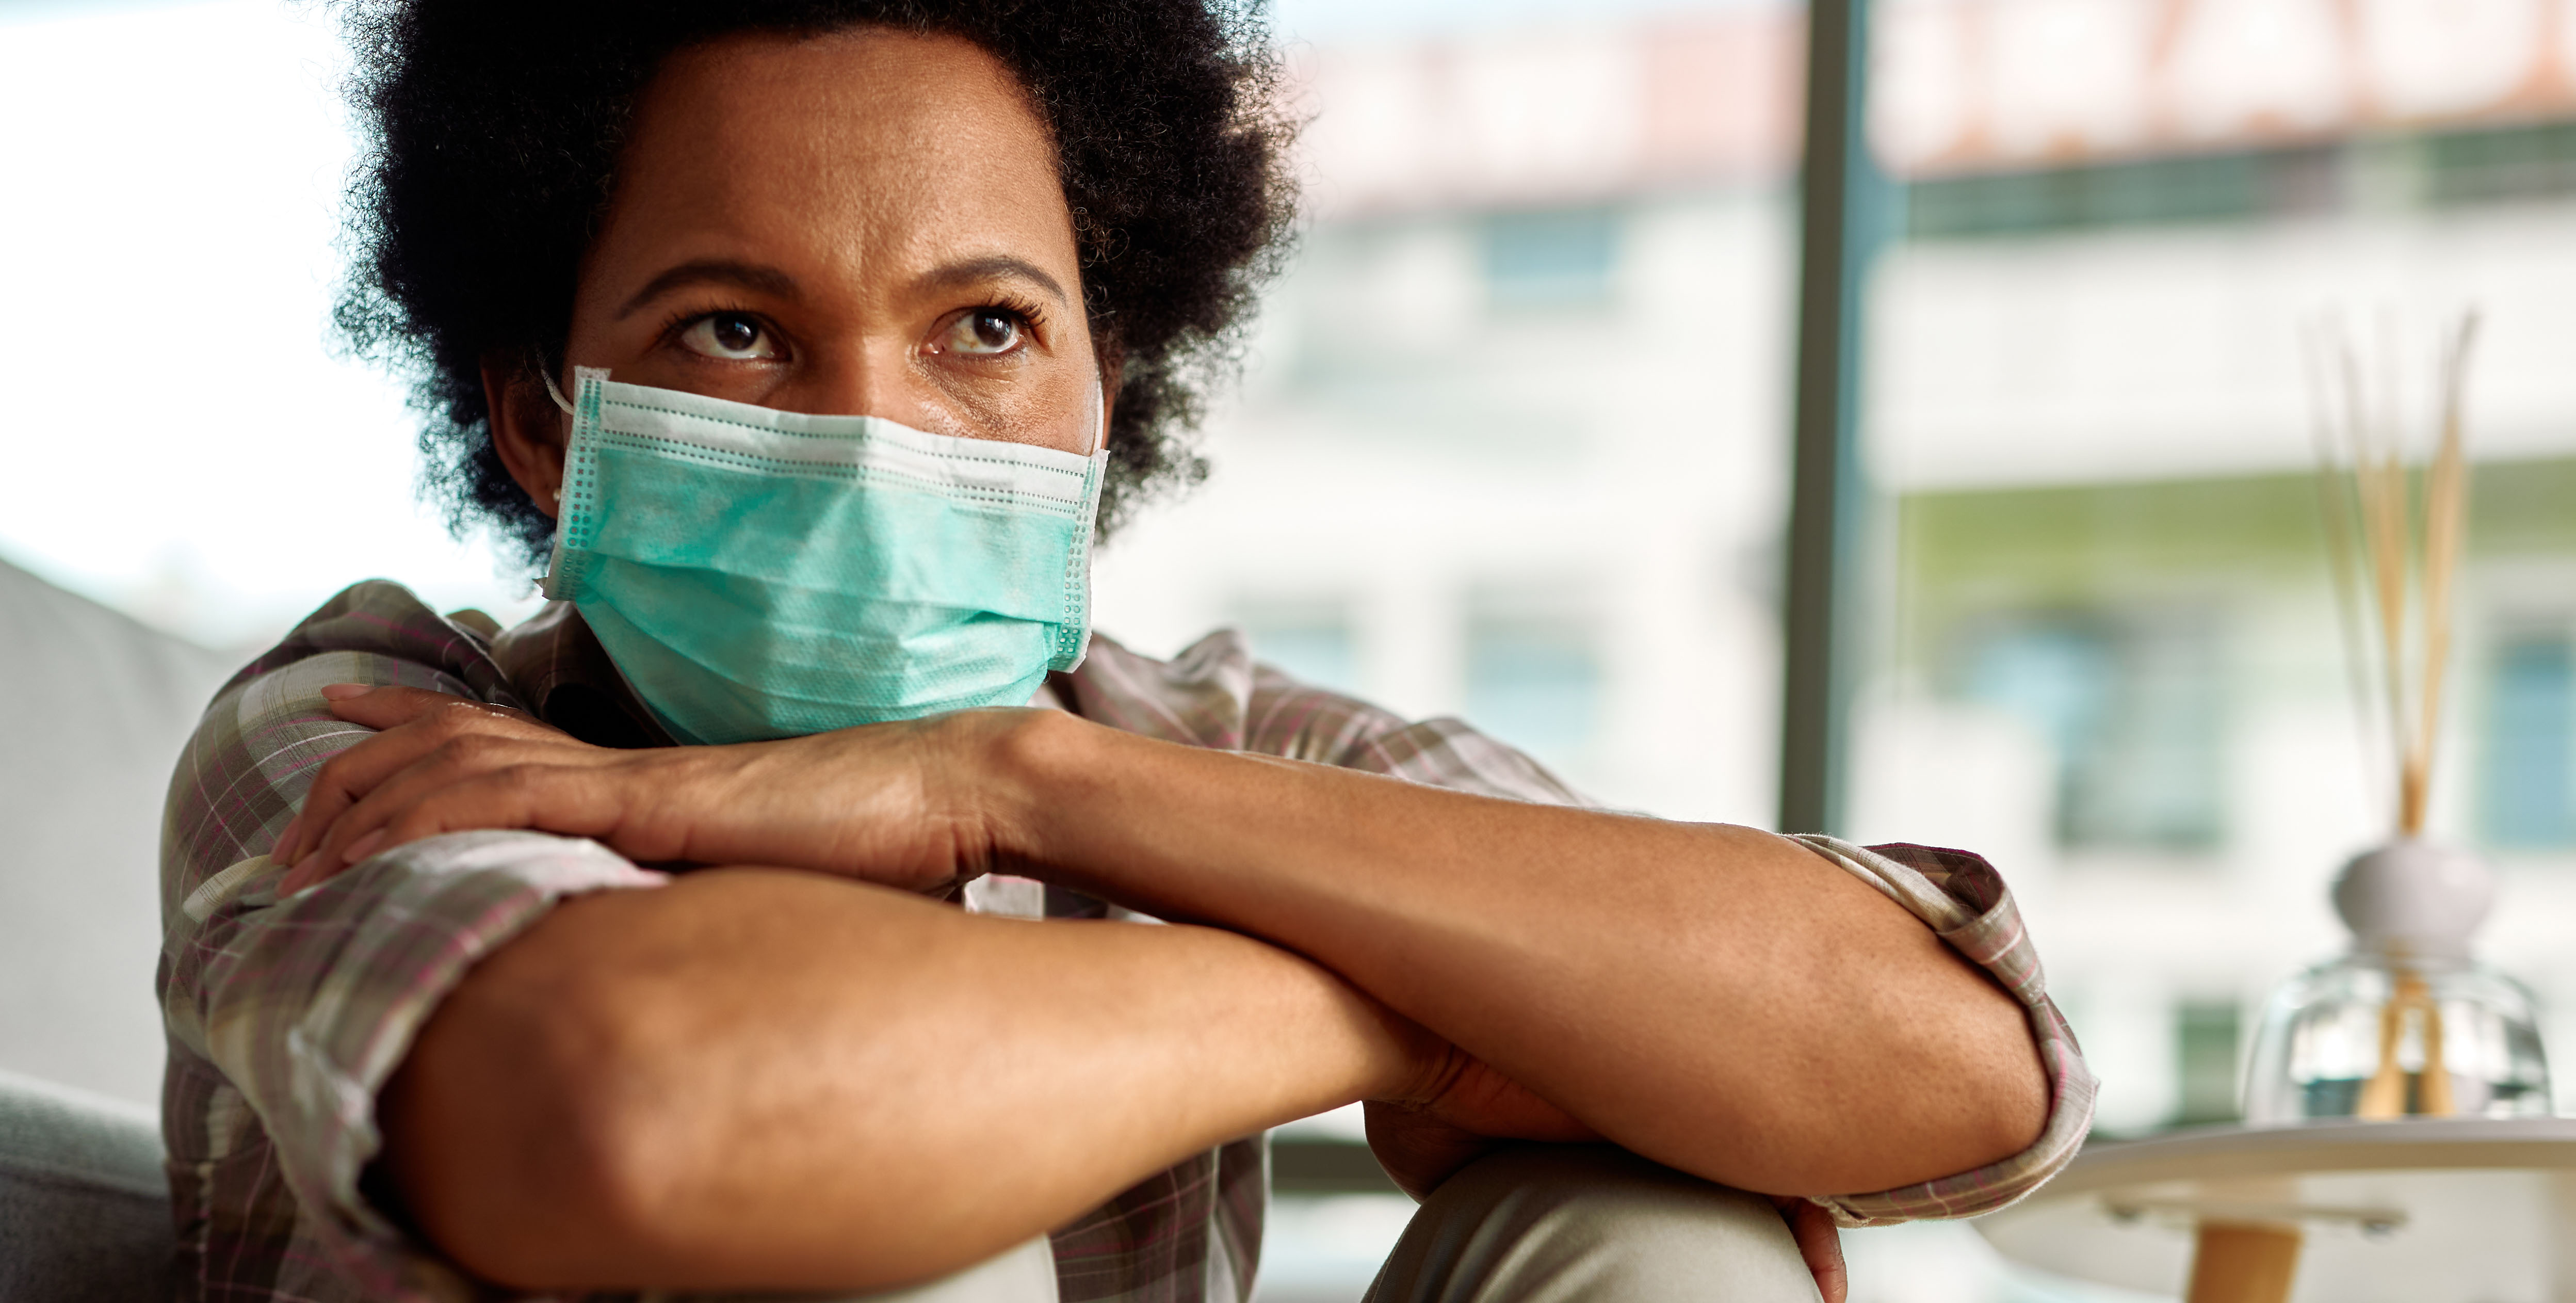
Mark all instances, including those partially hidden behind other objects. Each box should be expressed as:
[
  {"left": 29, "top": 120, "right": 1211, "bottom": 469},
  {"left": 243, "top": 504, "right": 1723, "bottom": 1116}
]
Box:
[
  {"left": 948, "top": 706, "right": 1433, "bottom": 1103},
  {"left": 949, "top": 705, "right": 1107, "bottom": 875}
]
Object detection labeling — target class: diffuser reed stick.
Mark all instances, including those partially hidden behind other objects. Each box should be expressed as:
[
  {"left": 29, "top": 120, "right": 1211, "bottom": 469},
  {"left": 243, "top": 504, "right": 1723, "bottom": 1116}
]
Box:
[
  {"left": 2304, "top": 329, "right": 2386, "bottom": 816},
  {"left": 2409, "top": 321, "right": 2475, "bottom": 835},
  {"left": 2305, "top": 311, "right": 2480, "bottom": 839}
]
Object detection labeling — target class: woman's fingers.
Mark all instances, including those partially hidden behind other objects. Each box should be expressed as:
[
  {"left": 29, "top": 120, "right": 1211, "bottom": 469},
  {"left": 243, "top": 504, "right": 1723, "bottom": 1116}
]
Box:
[
  {"left": 378, "top": 767, "right": 640, "bottom": 854},
  {"left": 277, "top": 718, "right": 463, "bottom": 865},
  {"left": 277, "top": 685, "right": 571, "bottom": 869},
  {"left": 269, "top": 693, "right": 992, "bottom": 896},
  {"left": 275, "top": 685, "right": 484, "bottom": 862},
  {"left": 322, "top": 683, "right": 542, "bottom": 732},
  {"left": 277, "top": 828, "right": 394, "bottom": 895},
  {"left": 1403, "top": 1049, "right": 1597, "bottom": 1145},
  {"left": 315, "top": 767, "right": 556, "bottom": 879},
  {"left": 1356, "top": 1102, "right": 1501, "bottom": 1201},
  {"left": 1770, "top": 1197, "right": 1847, "bottom": 1303},
  {"left": 281, "top": 762, "right": 657, "bottom": 897},
  {"left": 286, "top": 735, "right": 557, "bottom": 889}
]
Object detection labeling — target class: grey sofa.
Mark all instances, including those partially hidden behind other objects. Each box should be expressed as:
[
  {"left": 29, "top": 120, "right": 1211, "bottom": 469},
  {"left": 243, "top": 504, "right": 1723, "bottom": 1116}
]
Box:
[
  {"left": 0, "top": 1068, "right": 170, "bottom": 1302},
  {"left": 1, "top": 560, "right": 221, "bottom": 1300}
]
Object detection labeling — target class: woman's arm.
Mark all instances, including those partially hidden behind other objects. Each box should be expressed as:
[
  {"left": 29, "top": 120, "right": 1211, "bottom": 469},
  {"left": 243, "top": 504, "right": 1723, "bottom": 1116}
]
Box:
[
  {"left": 984, "top": 712, "right": 2050, "bottom": 1197},
  {"left": 381, "top": 867, "right": 1428, "bottom": 1293},
  {"left": 291, "top": 686, "right": 2047, "bottom": 1201}
]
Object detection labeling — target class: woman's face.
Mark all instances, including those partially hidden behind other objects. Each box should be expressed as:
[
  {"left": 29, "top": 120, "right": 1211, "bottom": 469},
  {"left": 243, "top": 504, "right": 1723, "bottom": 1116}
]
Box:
[{"left": 488, "top": 28, "right": 1103, "bottom": 515}]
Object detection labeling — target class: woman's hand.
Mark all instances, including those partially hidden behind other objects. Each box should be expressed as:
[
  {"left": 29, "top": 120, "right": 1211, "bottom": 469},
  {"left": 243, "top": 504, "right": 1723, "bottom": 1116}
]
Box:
[
  {"left": 1771, "top": 1197, "right": 1850, "bottom": 1303},
  {"left": 1365, "top": 1044, "right": 1598, "bottom": 1199},
  {"left": 1367, "top": 1047, "right": 1845, "bottom": 1303},
  {"left": 272, "top": 684, "right": 1015, "bottom": 895}
]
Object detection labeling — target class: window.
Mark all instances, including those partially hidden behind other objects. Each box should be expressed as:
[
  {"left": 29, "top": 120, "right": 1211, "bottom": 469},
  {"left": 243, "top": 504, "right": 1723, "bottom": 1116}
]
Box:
[
  {"left": 2426, "top": 120, "right": 2576, "bottom": 207},
  {"left": 2173, "top": 999, "right": 2243, "bottom": 1127},
  {"left": 1953, "top": 608, "right": 2225, "bottom": 852},
  {"left": 1463, "top": 584, "right": 1597, "bottom": 778},
  {"left": 1900, "top": 117, "right": 2576, "bottom": 242},
  {"left": 2481, "top": 632, "right": 2575, "bottom": 849},
  {"left": 1906, "top": 148, "right": 2320, "bottom": 238},
  {"left": 1237, "top": 599, "right": 1363, "bottom": 697},
  {"left": 1094, "top": 9, "right": 1797, "bottom": 828},
  {"left": 1479, "top": 208, "right": 1619, "bottom": 309},
  {"left": 0, "top": 2, "right": 542, "bottom": 647},
  {"left": 1463, "top": 595, "right": 1602, "bottom": 777},
  {"left": 1859, "top": 0, "right": 2576, "bottom": 1140}
]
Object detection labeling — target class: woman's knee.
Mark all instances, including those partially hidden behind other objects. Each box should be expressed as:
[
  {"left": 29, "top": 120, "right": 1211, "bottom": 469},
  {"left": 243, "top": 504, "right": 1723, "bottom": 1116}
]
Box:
[{"left": 1365, "top": 1144, "right": 1822, "bottom": 1303}]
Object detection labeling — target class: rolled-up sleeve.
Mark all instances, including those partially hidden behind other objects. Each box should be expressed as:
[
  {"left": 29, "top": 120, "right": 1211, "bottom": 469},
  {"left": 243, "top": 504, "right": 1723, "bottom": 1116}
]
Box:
[
  {"left": 1785, "top": 835, "right": 2098, "bottom": 1226},
  {"left": 158, "top": 583, "right": 665, "bottom": 1300},
  {"left": 192, "top": 834, "right": 661, "bottom": 1272},
  {"left": 1148, "top": 636, "right": 2096, "bottom": 1226}
]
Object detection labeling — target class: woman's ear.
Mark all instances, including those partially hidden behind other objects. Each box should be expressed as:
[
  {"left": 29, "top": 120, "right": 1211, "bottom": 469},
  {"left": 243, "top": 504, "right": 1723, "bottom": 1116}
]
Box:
[{"left": 481, "top": 354, "right": 569, "bottom": 518}]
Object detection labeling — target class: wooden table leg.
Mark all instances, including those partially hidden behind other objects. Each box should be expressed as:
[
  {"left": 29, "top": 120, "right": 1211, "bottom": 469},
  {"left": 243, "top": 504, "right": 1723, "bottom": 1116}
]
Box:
[{"left": 2185, "top": 1222, "right": 2302, "bottom": 1303}]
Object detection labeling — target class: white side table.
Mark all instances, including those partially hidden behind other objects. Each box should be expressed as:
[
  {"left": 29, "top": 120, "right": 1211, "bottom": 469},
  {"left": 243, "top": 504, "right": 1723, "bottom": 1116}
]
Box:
[{"left": 1972, "top": 1118, "right": 2576, "bottom": 1303}]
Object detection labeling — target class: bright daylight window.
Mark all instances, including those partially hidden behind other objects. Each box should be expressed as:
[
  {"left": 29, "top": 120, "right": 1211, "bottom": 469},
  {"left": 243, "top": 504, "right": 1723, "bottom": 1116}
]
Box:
[
  {"left": 1480, "top": 208, "right": 1624, "bottom": 309},
  {"left": 1852, "top": 0, "right": 2576, "bottom": 1145},
  {"left": 2483, "top": 629, "right": 2576, "bottom": 848},
  {"left": 1096, "top": 3, "right": 1802, "bottom": 834}
]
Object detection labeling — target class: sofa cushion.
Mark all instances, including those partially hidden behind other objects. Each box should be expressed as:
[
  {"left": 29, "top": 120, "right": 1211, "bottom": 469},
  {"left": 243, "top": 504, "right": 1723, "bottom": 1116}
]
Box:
[{"left": 0, "top": 1068, "right": 170, "bottom": 1303}]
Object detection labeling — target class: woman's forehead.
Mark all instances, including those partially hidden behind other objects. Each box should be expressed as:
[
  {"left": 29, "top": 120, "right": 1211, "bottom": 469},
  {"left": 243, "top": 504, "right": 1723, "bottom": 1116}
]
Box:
[{"left": 591, "top": 27, "right": 1077, "bottom": 296}]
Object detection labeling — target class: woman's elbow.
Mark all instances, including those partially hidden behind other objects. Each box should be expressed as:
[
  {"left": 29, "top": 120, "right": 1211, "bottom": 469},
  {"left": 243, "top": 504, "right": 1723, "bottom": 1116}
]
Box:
[
  {"left": 1778, "top": 970, "right": 2053, "bottom": 1194},
  {"left": 376, "top": 950, "right": 700, "bottom": 1289},
  {"left": 1961, "top": 1016, "right": 2052, "bottom": 1168},
  {"left": 1904, "top": 975, "right": 2053, "bottom": 1180}
]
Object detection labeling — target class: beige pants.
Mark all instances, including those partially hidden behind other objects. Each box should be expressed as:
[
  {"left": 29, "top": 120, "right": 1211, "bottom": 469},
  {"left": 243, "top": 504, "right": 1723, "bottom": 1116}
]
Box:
[{"left": 861, "top": 1145, "right": 1821, "bottom": 1303}]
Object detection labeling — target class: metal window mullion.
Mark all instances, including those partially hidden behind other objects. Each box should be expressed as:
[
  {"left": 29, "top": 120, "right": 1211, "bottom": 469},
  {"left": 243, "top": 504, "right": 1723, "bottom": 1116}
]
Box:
[{"left": 1778, "top": 0, "right": 1890, "bottom": 837}]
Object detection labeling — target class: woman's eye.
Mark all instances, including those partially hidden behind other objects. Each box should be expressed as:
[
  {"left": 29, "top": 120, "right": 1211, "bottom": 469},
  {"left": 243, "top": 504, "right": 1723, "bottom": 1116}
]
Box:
[
  {"left": 941, "top": 309, "right": 1024, "bottom": 357},
  {"left": 679, "top": 313, "right": 780, "bottom": 361}
]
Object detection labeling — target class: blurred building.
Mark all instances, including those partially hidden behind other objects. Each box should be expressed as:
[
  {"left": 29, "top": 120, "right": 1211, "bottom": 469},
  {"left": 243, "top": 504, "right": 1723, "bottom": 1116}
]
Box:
[
  {"left": 1095, "top": 9, "right": 1807, "bottom": 827},
  {"left": 1866, "top": 0, "right": 2576, "bottom": 1137},
  {"left": 1096, "top": 0, "right": 2576, "bottom": 1162}
]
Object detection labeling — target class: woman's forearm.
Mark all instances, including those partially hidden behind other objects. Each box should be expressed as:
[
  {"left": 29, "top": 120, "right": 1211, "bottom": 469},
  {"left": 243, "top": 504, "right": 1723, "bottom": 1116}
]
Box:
[
  {"left": 381, "top": 868, "right": 1415, "bottom": 1293},
  {"left": 989, "top": 713, "right": 2049, "bottom": 1196}
]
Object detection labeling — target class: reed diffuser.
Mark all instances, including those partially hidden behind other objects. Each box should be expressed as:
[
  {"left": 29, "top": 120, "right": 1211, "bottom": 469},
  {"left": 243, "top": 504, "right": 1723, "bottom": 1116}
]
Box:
[
  {"left": 2309, "top": 312, "right": 2475, "bottom": 851},
  {"left": 2241, "top": 311, "right": 2552, "bottom": 1124}
]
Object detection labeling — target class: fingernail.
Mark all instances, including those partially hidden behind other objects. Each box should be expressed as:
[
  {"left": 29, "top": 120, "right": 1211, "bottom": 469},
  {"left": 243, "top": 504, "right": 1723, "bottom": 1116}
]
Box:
[
  {"left": 319, "top": 683, "right": 374, "bottom": 701},
  {"left": 341, "top": 829, "right": 388, "bottom": 866},
  {"left": 282, "top": 851, "right": 328, "bottom": 895}
]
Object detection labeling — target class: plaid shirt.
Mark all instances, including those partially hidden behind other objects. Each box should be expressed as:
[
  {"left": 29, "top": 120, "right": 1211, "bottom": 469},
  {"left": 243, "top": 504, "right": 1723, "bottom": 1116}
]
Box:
[{"left": 157, "top": 581, "right": 2095, "bottom": 1303}]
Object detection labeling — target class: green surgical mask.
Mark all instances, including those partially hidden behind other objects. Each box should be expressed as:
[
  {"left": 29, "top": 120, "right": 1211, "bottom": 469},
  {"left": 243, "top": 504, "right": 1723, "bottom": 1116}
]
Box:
[{"left": 540, "top": 367, "right": 1106, "bottom": 745}]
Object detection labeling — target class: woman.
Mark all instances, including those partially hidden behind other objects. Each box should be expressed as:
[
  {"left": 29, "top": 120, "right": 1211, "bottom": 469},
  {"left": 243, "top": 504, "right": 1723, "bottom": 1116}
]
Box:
[{"left": 157, "top": 3, "right": 2093, "bottom": 1301}]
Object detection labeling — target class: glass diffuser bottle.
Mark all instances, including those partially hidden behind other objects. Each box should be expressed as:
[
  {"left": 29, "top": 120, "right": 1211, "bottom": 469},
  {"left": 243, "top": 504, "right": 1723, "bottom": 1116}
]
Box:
[{"left": 2243, "top": 841, "right": 2551, "bottom": 1123}]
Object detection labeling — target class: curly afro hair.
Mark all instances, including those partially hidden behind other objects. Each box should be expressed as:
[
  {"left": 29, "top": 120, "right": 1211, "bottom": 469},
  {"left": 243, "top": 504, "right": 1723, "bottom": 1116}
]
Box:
[{"left": 335, "top": 0, "right": 1297, "bottom": 567}]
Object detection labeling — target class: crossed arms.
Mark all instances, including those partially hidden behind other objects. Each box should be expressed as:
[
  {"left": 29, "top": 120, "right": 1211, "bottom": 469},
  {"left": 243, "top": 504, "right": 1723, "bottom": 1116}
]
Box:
[{"left": 260, "top": 684, "right": 2051, "bottom": 1295}]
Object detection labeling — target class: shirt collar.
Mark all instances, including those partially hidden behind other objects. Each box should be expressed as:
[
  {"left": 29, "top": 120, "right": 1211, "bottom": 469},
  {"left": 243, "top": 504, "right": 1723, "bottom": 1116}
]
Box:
[{"left": 488, "top": 601, "right": 677, "bottom": 748}]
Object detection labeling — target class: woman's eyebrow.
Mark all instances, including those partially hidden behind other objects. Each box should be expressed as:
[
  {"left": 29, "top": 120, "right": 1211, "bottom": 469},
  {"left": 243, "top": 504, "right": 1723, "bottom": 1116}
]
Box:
[
  {"left": 617, "top": 260, "right": 802, "bottom": 319},
  {"left": 913, "top": 255, "right": 1070, "bottom": 309}
]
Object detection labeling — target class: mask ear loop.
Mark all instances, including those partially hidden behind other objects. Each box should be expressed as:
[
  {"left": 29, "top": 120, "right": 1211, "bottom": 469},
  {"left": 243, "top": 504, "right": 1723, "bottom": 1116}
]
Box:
[
  {"left": 531, "top": 369, "right": 581, "bottom": 598},
  {"left": 1088, "top": 375, "right": 1109, "bottom": 457}
]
